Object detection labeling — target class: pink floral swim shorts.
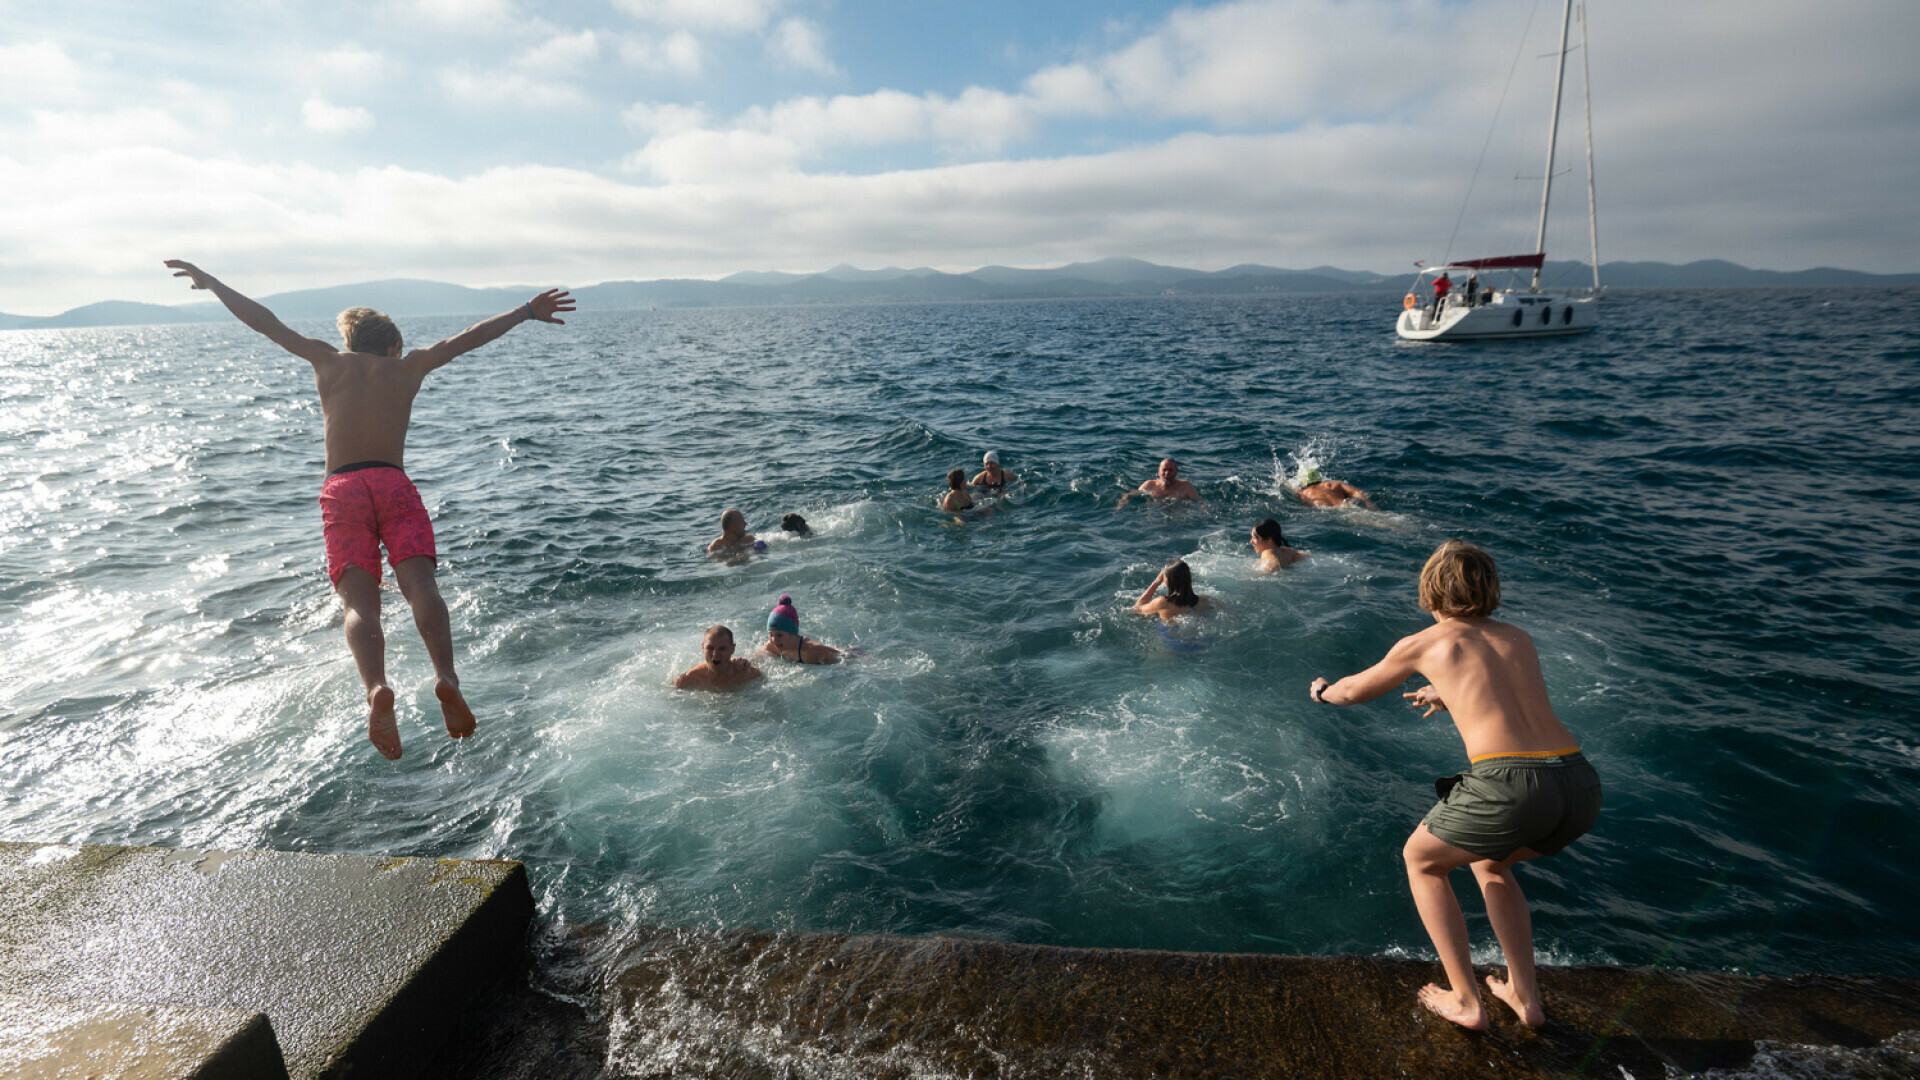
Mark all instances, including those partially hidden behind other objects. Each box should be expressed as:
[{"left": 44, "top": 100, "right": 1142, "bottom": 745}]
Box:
[{"left": 318, "top": 462, "right": 437, "bottom": 586}]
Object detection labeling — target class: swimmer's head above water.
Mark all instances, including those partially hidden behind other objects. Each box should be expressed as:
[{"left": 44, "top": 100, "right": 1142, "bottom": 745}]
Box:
[
  {"left": 1298, "top": 467, "right": 1323, "bottom": 487},
  {"left": 768, "top": 594, "right": 800, "bottom": 636},
  {"left": 1163, "top": 558, "right": 1200, "bottom": 608},
  {"left": 984, "top": 451, "right": 1000, "bottom": 467},
  {"left": 947, "top": 468, "right": 967, "bottom": 490},
  {"left": 781, "top": 513, "right": 811, "bottom": 537},
  {"left": 1252, "top": 519, "right": 1286, "bottom": 549},
  {"left": 703, "top": 624, "right": 736, "bottom": 664}
]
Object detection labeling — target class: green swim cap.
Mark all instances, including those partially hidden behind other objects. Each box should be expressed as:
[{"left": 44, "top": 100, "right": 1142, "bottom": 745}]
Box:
[{"left": 1300, "top": 467, "right": 1322, "bottom": 486}]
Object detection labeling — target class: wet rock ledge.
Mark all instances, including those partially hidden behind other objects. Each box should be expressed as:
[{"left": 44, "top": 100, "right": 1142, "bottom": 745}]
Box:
[
  {"left": 445, "top": 925, "right": 1920, "bottom": 1080},
  {"left": 0, "top": 842, "right": 531, "bottom": 1079}
]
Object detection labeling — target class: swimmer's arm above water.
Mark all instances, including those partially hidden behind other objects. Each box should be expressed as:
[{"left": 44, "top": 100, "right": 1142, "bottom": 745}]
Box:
[
  {"left": 406, "top": 289, "right": 575, "bottom": 374},
  {"left": 1310, "top": 633, "right": 1422, "bottom": 706},
  {"left": 165, "top": 260, "right": 336, "bottom": 365},
  {"left": 1133, "top": 568, "right": 1167, "bottom": 613}
]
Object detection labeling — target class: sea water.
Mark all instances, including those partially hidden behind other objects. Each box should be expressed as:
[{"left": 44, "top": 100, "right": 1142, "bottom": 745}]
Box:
[{"left": 3, "top": 289, "right": 1918, "bottom": 989}]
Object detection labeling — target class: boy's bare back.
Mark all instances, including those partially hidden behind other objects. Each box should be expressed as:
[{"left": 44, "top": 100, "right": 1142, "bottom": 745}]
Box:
[
  {"left": 312, "top": 352, "right": 430, "bottom": 470},
  {"left": 1396, "top": 617, "right": 1576, "bottom": 760}
]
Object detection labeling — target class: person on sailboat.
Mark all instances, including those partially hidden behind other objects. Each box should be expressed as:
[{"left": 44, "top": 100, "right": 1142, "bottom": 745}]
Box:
[
  {"left": 1431, "top": 273, "right": 1453, "bottom": 316},
  {"left": 1464, "top": 274, "right": 1479, "bottom": 308}
]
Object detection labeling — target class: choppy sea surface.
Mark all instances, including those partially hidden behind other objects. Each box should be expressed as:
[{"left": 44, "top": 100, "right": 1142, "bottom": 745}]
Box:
[{"left": 3, "top": 289, "right": 1918, "bottom": 997}]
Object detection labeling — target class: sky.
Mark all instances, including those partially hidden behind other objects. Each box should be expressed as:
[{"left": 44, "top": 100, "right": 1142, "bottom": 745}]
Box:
[{"left": 3, "top": 0, "right": 1917, "bottom": 315}]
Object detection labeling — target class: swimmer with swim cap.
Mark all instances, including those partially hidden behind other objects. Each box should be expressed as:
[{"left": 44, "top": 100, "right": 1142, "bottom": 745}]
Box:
[
  {"left": 971, "top": 451, "right": 1016, "bottom": 489},
  {"left": 1295, "top": 468, "right": 1376, "bottom": 509},
  {"left": 763, "top": 594, "right": 842, "bottom": 664}
]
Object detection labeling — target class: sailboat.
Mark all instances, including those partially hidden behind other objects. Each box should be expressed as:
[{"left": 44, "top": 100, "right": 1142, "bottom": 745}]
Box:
[{"left": 1397, "top": 0, "right": 1602, "bottom": 341}]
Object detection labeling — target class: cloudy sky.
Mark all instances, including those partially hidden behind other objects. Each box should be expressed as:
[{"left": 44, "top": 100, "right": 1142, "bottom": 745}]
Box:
[{"left": 3, "top": 0, "right": 1915, "bottom": 314}]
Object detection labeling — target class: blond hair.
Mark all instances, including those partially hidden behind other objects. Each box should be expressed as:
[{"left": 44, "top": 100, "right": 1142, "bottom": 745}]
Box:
[
  {"left": 1418, "top": 540, "right": 1501, "bottom": 618},
  {"left": 336, "top": 308, "right": 402, "bottom": 356}
]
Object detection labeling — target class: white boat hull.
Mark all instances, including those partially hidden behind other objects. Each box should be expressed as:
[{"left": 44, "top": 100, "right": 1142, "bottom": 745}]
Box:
[{"left": 1396, "top": 293, "right": 1597, "bottom": 341}]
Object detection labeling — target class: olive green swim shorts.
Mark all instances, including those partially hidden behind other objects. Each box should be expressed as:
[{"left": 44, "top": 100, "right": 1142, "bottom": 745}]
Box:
[{"left": 1423, "top": 750, "right": 1601, "bottom": 862}]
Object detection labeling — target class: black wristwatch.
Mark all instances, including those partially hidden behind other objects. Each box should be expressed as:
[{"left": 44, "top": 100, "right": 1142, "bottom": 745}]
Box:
[{"left": 1311, "top": 681, "right": 1328, "bottom": 703}]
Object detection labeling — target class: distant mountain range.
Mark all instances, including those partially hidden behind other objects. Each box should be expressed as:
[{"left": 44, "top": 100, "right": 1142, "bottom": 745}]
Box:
[{"left": 5, "top": 256, "right": 1917, "bottom": 330}]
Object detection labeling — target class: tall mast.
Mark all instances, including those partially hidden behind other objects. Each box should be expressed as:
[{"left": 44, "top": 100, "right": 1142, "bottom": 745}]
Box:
[
  {"left": 1532, "top": 0, "right": 1575, "bottom": 291},
  {"left": 1579, "top": 2, "right": 1601, "bottom": 291}
]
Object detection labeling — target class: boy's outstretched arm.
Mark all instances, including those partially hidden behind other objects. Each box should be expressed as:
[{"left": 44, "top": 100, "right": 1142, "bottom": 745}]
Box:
[
  {"left": 407, "top": 289, "right": 574, "bottom": 374},
  {"left": 165, "top": 260, "right": 335, "bottom": 365},
  {"left": 1310, "top": 633, "right": 1423, "bottom": 706}
]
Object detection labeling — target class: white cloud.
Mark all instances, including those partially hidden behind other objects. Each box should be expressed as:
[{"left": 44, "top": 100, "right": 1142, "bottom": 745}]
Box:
[
  {"left": 1, "top": 41, "right": 85, "bottom": 107},
  {"left": 410, "top": 0, "right": 517, "bottom": 31},
  {"left": 302, "top": 99, "right": 375, "bottom": 135},
  {"left": 617, "top": 31, "right": 703, "bottom": 75},
  {"left": 26, "top": 107, "right": 193, "bottom": 155},
  {"left": 768, "top": 18, "right": 837, "bottom": 75},
  {"left": 439, "top": 68, "right": 588, "bottom": 109},
  {"left": 311, "top": 46, "right": 386, "bottom": 86},
  {"left": 516, "top": 30, "right": 599, "bottom": 76},
  {"left": 611, "top": 0, "right": 782, "bottom": 33},
  {"left": 623, "top": 102, "right": 712, "bottom": 136}
]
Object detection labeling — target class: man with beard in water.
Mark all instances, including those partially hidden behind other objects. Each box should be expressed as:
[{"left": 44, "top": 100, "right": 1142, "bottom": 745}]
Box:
[
  {"left": 1308, "top": 541, "right": 1600, "bottom": 1030},
  {"left": 165, "top": 260, "right": 574, "bottom": 760}
]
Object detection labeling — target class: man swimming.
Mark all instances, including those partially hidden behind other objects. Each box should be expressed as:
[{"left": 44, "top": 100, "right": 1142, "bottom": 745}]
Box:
[
  {"left": 164, "top": 260, "right": 573, "bottom": 760},
  {"left": 674, "top": 625, "right": 763, "bottom": 691},
  {"left": 1250, "top": 519, "right": 1307, "bottom": 570},
  {"left": 1119, "top": 458, "right": 1203, "bottom": 506},
  {"left": 1293, "top": 468, "right": 1375, "bottom": 509},
  {"left": 708, "top": 509, "right": 758, "bottom": 553},
  {"left": 762, "top": 594, "right": 842, "bottom": 665},
  {"left": 971, "top": 451, "right": 1016, "bottom": 489},
  {"left": 1307, "top": 541, "right": 1600, "bottom": 1031}
]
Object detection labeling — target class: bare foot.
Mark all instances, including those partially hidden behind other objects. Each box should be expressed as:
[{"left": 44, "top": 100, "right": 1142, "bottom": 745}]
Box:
[
  {"left": 367, "top": 685, "right": 402, "bottom": 760},
  {"left": 436, "top": 680, "right": 476, "bottom": 739},
  {"left": 1417, "top": 983, "right": 1489, "bottom": 1031},
  {"left": 1486, "top": 973, "right": 1545, "bottom": 1027}
]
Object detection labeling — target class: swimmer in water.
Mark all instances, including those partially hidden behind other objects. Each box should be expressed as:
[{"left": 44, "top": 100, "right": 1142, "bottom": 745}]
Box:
[
  {"left": 1119, "top": 458, "right": 1203, "bottom": 506},
  {"left": 762, "top": 594, "right": 842, "bottom": 664},
  {"left": 1308, "top": 540, "right": 1600, "bottom": 1032},
  {"left": 674, "top": 625, "right": 762, "bottom": 691},
  {"left": 1133, "top": 558, "right": 1213, "bottom": 621},
  {"left": 1294, "top": 468, "right": 1376, "bottom": 509},
  {"left": 971, "top": 451, "right": 1016, "bottom": 489},
  {"left": 163, "top": 260, "right": 573, "bottom": 760},
  {"left": 781, "top": 513, "right": 813, "bottom": 538},
  {"left": 1251, "top": 519, "right": 1307, "bottom": 570},
  {"left": 708, "top": 508, "right": 757, "bottom": 553},
  {"left": 940, "top": 468, "right": 975, "bottom": 513}
]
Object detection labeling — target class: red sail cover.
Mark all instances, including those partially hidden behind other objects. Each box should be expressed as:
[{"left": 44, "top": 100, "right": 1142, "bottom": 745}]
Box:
[{"left": 1452, "top": 253, "right": 1546, "bottom": 270}]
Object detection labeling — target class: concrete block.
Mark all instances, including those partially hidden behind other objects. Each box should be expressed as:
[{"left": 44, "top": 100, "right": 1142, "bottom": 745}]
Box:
[
  {"left": 0, "top": 844, "right": 532, "bottom": 1080},
  {"left": 0, "top": 994, "right": 287, "bottom": 1080}
]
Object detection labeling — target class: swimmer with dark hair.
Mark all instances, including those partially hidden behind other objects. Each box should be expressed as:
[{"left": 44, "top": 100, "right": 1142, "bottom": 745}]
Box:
[
  {"left": 1294, "top": 468, "right": 1375, "bottom": 509},
  {"left": 762, "top": 595, "right": 842, "bottom": 665},
  {"left": 1251, "top": 519, "right": 1307, "bottom": 570},
  {"left": 971, "top": 451, "right": 1016, "bottom": 489},
  {"left": 1134, "top": 558, "right": 1213, "bottom": 621},
  {"left": 708, "top": 508, "right": 760, "bottom": 553},
  {"left": 674, "top": 625, "right": 762, "bottom": 691},
  {"left": 940, "top": 469, "right": 975, "bottom": 513},
  {"left": 781, "top": 513, "right": 812, "bottom": 537}
]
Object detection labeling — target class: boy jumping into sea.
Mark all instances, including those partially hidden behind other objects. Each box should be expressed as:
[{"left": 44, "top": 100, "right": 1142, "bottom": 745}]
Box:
[
  {"left": 165, "top": 260, "right": 574, "bottom": 760},
  {"left": 1308, "top": 540, "right": 1600, "bottom": 1029}
]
